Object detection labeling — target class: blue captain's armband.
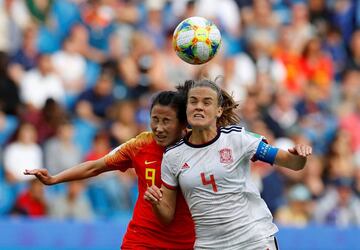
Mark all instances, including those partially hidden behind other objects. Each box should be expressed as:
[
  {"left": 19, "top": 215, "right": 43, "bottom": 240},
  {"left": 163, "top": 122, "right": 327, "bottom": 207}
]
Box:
[{"left": 254, "top": 141, "right": 279, "bottom": 165}]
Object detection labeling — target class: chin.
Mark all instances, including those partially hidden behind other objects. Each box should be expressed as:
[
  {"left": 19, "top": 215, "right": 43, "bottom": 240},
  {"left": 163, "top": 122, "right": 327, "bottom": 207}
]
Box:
[
  {"left": 189, "top": 121, "right": 208, "bottom": 128},
  {"left": 156, "top": 140, "right": 168, "bottom": 147}
]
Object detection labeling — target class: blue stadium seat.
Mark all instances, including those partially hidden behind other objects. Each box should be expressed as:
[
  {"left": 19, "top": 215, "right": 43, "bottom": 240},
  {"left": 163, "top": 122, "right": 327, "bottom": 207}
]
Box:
[
  {"left": 0, "top": 115, "right": 19, "bottom": 146},
  {"left": 84, "top": 60, "right": 101, "bottom": 89},
  {"left": 72, "top": 118, "right": 98, "bottom": 156},
  {"left": 0, "top": 182, "right": 17, "bottom": 215}
]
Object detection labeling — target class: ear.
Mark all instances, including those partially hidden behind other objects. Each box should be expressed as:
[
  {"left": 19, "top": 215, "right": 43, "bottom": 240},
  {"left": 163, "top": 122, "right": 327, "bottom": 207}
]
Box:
[{"left": 217, "top": 106, "right": 223, "bottom": 118}]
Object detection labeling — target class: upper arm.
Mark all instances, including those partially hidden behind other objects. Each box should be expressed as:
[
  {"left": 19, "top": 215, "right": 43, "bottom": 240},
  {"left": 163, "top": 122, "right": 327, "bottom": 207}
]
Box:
[
  {"left": 88, "top": 158, "right": 110, "bottom": 175},
  {"left": 103, "top": 137, "right": 141, "bottom": 171},
  {"left": 161, "top": 153, "right": 179, "bottom": 188}
]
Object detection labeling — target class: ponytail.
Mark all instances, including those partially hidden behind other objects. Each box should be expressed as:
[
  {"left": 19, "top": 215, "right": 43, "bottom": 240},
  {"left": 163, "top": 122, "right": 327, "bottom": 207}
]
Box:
[{"left": 217, "top": 89, "right": 240, "bottom": 127}]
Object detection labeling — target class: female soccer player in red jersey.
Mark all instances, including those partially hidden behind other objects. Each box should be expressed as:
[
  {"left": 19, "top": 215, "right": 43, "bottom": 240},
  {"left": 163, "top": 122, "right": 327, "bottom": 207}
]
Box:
[{"left": 24, "top": 90, "right": 195, "bottom": 249}]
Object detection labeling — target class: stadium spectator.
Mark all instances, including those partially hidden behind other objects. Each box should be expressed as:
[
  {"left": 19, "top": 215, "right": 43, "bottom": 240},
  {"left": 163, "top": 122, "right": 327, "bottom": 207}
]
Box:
[
  {"left": 223, "top": 50, "right": 256, "bottom": 101},
  {"left": 157, "top": 28, "right": 195, "bottom": 88},
  {"left": 303, "top": 155, "right": 325, "bottom": 198},
  {"left": 22, "top": 98, "right": 68, "bottom": 144},
  {"left": 141, "top": 0, "right": 167, "bottom": 49},
  {"left": 339, "top": 93, "right": 360, "bottom": 153},
  {"left": 68, "top": 23, "right": 107, "bottom": 63},
  {"left": 118, "top": 32, "right": 170, "bottom": 99},
  {"left": 336, "top": 70, "right": 360, "bottom": 113},
  {"left": 308, "top": 0, "right": 332, "bottom": 37},
  {"left": 3, "top": 122, "right": 43, "bottom": 183},
  {"left": 8, "top": 24, "right": 39, "bottom": 84},
  {"left": 11, "top": 179, "right": 47, "bottom": 217},
  {"left": 80, "top": 0, "right": 116, "bottom": 54},
  {"left": 323, "top": 26, "right": 347, "bottom": 80},
  {"left": 295, "top": 84, "right": 338, "bottom": 155},
  {"left": 0, "top": 51, "right": 21, "bottom": 115},
  {"left": 354, "top": 157, "right": 360, "bottom": 197},
  {"left": 19, "top": 53, "right": 65, "bottom": 111},
  {"left": 275, "top": 184, "right": 312, "bottom": 227},
  {"left": 44, "top": 121, "right": 82, "bottom": 175},
  {"left": 0, "top": 0, "right": 29, "bottom": 54},
  {"left": 313, "top": 177, "right": 360, "bottom": 227},
  {"left": 75, "top": 71, "right": 115, "bottom": 126},
  {"left": 287, "top": 2, "right": 316, "bottom": 55},
  {"left": 300, "top": 37, "right": 334, "bottom": 99},
  {"left": 51, "top": 36, "right": 87, "bottom": 98},
  {"left": 262, "top": 89, "right": 299, "bottom": 138},
  {"left": 330, "top": 0, "right": 356, "bottom": 44},
  {"left": 324, "top": 130, "right": 355, "bottom": 182},
  {"left": 273, "top": 24, "right": 307, "bottom": 97},
  {"left": 347, "top": 30, "right": 360, "bottom": 70},
  {"left": 109, "top": 100, "right": 139, "bottom": 145},
  {"left": 49, "top": 180, "right": 94, "bottom": 221},
  {"left": 242, "top": 0, "right": 279, "bottom": 47}
]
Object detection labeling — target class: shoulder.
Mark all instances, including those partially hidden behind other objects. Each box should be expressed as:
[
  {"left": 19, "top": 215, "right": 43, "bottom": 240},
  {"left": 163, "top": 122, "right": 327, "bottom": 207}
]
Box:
[
  {"left": 220, "top": 125, "right": 243, "bottom": 134},
  {"left": 134, "top": 131, "right": 154, "bottom": 144},
  {"left": 108, "top": 131, "right": 154, "bottom": 156},
  {"left": 221, "top": 125, "right": 264, "bottom": 140},
  {"left": 164, "top": 138, "right": 185, "bottom": 155},
  {"left": 123, "top": 131, "right": 155, "bottom": 150}
]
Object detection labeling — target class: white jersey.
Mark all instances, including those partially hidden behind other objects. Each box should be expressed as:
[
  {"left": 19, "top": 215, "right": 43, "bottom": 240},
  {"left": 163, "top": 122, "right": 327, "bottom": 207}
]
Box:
[{"left": 162, "top": 125, "right": 278, "bottom": 249}]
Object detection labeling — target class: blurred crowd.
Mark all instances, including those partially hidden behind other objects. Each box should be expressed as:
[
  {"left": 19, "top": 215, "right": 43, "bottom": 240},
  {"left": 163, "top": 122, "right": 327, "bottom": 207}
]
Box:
[{"left": 0, "top": 0, "right": 360, "bottom": 227}]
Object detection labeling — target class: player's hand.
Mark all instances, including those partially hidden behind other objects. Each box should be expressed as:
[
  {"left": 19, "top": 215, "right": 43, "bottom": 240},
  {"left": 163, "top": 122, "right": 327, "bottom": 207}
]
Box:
[
  {"left": 288, "top": 144, "right": 312, "bottom": 157},
  {"left": 23, "top": 169, "right": 54, "bottom": 185},
  {"left": 144, "top": 185, "right": 163, "bottom": 205}
]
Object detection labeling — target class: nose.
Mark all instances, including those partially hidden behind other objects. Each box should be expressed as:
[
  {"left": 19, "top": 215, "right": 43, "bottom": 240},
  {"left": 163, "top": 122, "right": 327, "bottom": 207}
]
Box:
[
  {"left": 195, "top": 102, "right": 204, "bottom": 110},
  {"left": 155, "top": 123, "right": 165, "bottom": 133}
]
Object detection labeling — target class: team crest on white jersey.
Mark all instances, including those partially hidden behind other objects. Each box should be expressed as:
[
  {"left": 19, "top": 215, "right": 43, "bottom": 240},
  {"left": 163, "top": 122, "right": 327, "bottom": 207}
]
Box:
[{"left": 219, "top": 148, "right": 233, "bottom": 164}]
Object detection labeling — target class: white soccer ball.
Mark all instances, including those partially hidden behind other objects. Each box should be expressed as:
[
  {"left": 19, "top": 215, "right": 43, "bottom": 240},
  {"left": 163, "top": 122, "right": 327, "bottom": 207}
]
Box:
[{"left": 173, "top": 16, "right": 221, "bottom": 65}]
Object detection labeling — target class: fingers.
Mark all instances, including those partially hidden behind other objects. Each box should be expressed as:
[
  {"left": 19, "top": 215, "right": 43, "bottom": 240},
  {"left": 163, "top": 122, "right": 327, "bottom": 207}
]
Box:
[
  {"left": 144, "top": 185, "right": 163, "bottom": 204},
  {"left": 23, "top": 169, "right": 35, "bottom": 175},
  {"left": 288, "top": 148, "right": 296, "bottom": 154},
  {"left": 24, "top": 169, "right": 46, "bottom": 175},
  {"left": 288, "top": 144, "right": 313, "bottom": 157},
  {"left": 23, "top": 169, "right": 52, "bottom": 185}
]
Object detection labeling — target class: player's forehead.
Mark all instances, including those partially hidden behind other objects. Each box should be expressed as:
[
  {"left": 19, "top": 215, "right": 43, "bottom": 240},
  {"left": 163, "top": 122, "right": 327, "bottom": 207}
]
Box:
[
  {"left": 151, "top": 104, "right": 177, "bottom": 119},
  {"left": 188, "top": 86, "right": 217, "bottom": 100}
]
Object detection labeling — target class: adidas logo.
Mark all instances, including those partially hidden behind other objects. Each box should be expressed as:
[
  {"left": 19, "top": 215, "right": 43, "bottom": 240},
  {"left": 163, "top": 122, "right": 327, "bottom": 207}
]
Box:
[{"left": 181, "top": 162, "right": 190, "bottom": 169}]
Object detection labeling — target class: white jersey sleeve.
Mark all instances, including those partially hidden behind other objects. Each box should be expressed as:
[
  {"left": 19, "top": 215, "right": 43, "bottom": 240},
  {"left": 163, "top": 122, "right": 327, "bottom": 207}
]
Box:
[
  {"left": 241, "top": 129, "right": 265, "bottom": 160},
  {"left": 161, "top": 153, "right": 179, "bottom": 188}
]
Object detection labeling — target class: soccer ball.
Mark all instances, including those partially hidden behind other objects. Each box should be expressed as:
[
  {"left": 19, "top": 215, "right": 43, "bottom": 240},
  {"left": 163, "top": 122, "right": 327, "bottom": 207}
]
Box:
[{"left": 173, "top": 16, "right": 221, "bottom": 65}]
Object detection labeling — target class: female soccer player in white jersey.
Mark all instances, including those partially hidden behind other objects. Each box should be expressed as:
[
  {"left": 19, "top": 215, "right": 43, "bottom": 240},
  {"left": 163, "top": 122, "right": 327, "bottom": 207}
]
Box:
[{"left": 144, "top": 79, "right": 312, "bottom": 250}]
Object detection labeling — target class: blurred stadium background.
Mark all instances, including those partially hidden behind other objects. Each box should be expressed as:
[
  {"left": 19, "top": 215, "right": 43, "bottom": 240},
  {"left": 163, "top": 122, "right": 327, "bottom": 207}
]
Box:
[{"left": 0, "top": 0, "right": 360, "bottom": 249}]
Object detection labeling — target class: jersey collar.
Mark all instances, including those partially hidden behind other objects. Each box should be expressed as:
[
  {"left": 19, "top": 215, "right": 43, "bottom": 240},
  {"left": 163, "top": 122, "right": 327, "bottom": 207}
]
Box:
[{"left": 184, "top": 128, "right": 221, "bottom": 148}]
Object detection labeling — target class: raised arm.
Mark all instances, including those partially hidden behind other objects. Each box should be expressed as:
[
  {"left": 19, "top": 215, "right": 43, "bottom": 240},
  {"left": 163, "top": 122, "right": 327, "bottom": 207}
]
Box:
[
  {"left": 274, "top": 144, "right": 312, "bottom": 171},
  {"left": 144, "top": 184, "right": 177, "bottom": 225},
  {"left": 24, "top": 158, "right": 114, "bottom": 185}
]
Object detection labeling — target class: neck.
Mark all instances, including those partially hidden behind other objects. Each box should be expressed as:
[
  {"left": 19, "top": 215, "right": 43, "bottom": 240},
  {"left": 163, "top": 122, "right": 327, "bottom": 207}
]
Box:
[{"left": 189, "top": 126, "right": 218, "bottom": 145}]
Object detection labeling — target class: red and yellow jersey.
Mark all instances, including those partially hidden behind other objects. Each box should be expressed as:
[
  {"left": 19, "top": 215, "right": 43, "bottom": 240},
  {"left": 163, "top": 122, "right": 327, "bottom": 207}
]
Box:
[{"left": 104, "top": 132, "right": 195, "bottom": 249}]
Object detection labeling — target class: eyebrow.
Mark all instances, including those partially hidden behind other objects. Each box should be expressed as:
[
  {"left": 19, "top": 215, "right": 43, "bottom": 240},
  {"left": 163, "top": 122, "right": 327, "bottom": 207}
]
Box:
[{"left": 189, "top": 96, "right": 214, "bottom": 101}]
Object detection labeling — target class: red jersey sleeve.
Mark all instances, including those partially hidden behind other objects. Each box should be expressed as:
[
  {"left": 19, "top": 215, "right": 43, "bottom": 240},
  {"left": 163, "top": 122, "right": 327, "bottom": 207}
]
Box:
[{"left": 104, "top": 132, "right": 153, "bottom": 172}]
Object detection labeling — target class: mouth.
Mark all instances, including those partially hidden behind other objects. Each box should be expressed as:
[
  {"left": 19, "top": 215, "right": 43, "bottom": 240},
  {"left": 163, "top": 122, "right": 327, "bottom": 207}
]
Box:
[
  {"left": 193, "top": 114, "right": 205, "bottom": 119},
  {"left": 155, "top": 134, "right": 167, "bottom": 141}
]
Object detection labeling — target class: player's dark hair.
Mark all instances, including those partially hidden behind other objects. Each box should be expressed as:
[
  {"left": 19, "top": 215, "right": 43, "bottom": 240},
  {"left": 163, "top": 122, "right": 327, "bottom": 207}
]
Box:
[
  {"left": 179, "top": 78, "right": 240, "bottom": 127},
  {"left": 150, "top": 91, "right": 187, "bottom": 124}
]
